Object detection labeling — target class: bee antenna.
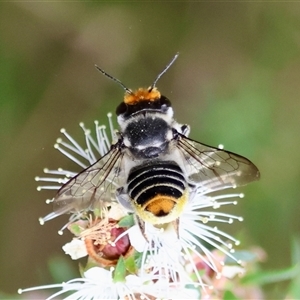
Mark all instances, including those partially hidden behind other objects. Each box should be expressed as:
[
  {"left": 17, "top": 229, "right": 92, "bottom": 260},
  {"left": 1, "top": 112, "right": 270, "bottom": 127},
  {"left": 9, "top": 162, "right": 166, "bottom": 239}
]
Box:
[
  {"left": 150, "top": 52, "right": 179, "bottom": 91},
  {"left": 95, "top": 65, "right": 133, "bottom": 95}
]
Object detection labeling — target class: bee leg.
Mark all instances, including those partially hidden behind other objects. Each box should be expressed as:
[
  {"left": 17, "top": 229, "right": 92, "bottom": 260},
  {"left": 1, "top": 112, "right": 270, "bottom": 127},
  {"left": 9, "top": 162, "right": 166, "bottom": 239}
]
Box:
[{"left": 134, "top": 215, "right": 149, "bottom": 242}]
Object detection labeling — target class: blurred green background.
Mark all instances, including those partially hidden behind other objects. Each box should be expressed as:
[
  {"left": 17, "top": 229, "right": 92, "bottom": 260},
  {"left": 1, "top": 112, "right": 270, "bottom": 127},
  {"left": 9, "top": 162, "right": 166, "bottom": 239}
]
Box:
[{"left": 0, "top": 2, "right": 299, "bottom": 298}]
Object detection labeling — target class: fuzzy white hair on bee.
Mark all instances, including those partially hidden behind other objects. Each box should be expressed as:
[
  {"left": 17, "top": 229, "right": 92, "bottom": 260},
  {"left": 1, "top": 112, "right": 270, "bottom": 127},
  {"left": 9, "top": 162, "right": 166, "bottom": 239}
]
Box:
[
  {"left": 48, "top": 54, "right": 259, "bottom": 231},
  {"left": 95, "top": 53, "right": 184, "bottom": 159}
]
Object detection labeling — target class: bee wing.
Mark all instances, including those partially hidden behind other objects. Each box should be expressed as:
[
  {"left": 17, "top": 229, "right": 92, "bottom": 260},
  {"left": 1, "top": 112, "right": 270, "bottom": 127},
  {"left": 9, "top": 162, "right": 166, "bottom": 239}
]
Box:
[
  {"left": 53, "top": 145, "right": 124, "bottom": 217},
  {"left": 177, "top": 134, "right": 260, "bottom": 192}
]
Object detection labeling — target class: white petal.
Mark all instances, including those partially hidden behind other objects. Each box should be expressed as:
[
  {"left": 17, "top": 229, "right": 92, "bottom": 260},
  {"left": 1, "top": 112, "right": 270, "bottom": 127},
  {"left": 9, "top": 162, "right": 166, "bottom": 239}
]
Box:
[
  {"left": 62, "top": 239, "right": 88, "bottom": 260},
  {"left": 108, "top": 203, "right": 127, "bottom": 220},
  {"left": 84, "top": 266, "right": 112, "bottom": 281},
  {"left": 127, "top": 225, "right": 147, "bottom": 252},
  {"left": 125, "top": 274, "right": 143, "bottom": 286}
]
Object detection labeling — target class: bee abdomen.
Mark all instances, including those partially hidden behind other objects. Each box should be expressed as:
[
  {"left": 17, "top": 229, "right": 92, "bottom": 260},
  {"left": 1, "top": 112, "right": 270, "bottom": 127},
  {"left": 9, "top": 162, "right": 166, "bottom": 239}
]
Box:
[{"left": 127, "top": 161, "right": 186, "bottom": 216}]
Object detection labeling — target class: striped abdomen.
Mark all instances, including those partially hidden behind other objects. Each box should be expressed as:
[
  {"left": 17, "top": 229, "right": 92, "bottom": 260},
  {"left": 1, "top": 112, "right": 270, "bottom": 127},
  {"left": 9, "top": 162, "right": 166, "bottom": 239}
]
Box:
[{"left": 127, "top": 160, "right": 189, "bottom": 224}]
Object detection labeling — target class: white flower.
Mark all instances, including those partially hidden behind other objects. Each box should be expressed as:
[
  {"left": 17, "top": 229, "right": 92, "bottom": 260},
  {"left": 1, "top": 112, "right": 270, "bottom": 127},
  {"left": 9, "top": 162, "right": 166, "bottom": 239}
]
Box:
[
  {"left": 62, "top": 239, "right": 88, "bottom": 260},
  {"left": 108, "top": 202, "right": 128, "bottom": 220},
  {"left": 179, "top": 192, "right": 244, "bottom": 274},
  {"left": 128, "top": 222, "right": 186, "bottom": 283},
  {"left": 36, "top": 114, "right": 116, "bottom": 228},
  {"left": 127, "top": 191, "right": 244, "bottom": 290},
  {"left": 19, "top": 267, "right": 119, "bottom": 300},
  {"left": 19, "top": 266, "right": 198, "bottom": 300},
  {"left": 34, "top": 115, "right": 249, "bottom": 296}
]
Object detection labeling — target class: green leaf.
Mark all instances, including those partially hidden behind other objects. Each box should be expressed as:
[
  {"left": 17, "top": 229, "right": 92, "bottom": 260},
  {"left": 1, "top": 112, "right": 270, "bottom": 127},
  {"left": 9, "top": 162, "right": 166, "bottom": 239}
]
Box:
[
  {"left": 48, "top": 256, "right": 77, "bottom": 282},
  {"left": 291, "top": 236, "right": 300, "bottom": 265},
  {"left": 68, "top": 223, "right": 84, "bottom": 236},
  {"left": 223, "top": 290, "right": 241, "bottom": 300},
  {"left": 113, "top": 256, "right": 126, "bottom": 282},
  {"left": 287, "top": 236, "right": 300, "bottom": 298},
  {"left": 118, "top": 214, "right": 135, "bottom": 227},
  {"left": 241, "top": 264, "right": 299, "bottom": 286},
  {"left": 288, "top": 280, "right": 300, "bottom": 300},
  {"left": 134, "top": 251, "right": 144, "bottom": 269},
  {"left": 93, "top": 208, "right": 101, "bottom": 217},
  {"left": 78, "top": 261, "right": 85, "bottom": 278},
  {"left": 124, "top": 254, "right": 137, "bottom": 274}
]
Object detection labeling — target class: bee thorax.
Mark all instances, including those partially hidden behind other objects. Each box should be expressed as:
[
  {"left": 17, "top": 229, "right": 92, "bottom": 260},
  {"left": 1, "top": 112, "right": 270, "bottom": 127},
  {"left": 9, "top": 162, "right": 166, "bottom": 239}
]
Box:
[{"left": 123, "top": 115, "right": 172, "bottom": 159}]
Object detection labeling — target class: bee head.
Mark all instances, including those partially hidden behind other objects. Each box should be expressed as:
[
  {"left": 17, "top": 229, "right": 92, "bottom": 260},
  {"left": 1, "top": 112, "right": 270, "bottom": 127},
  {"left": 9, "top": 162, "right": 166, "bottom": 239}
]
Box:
[
  {"left": 95, "top": 54, "right": 179, "bottom": 159},
  {"left": 115, "top": 88, "right": 172, "bottom": 119},
  {"left": 95, "top": 52, "right": 179, "bottom": 120}
]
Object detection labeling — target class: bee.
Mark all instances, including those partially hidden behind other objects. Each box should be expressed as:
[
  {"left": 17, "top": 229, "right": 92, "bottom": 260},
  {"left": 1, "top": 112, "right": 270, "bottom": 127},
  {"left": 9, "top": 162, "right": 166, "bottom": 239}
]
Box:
[{"left": 52, "top": 54, "right": 260, "bottom": 227}]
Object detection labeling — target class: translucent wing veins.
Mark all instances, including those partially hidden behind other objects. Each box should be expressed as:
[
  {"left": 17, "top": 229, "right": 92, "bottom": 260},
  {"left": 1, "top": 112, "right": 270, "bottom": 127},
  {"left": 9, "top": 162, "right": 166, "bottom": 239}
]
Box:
[
  {"left": 53, "top": 142, "right": 123, "bottom": 217},
  {"left": 177, "top": 133, "right": 260, "bottom": 192}
]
